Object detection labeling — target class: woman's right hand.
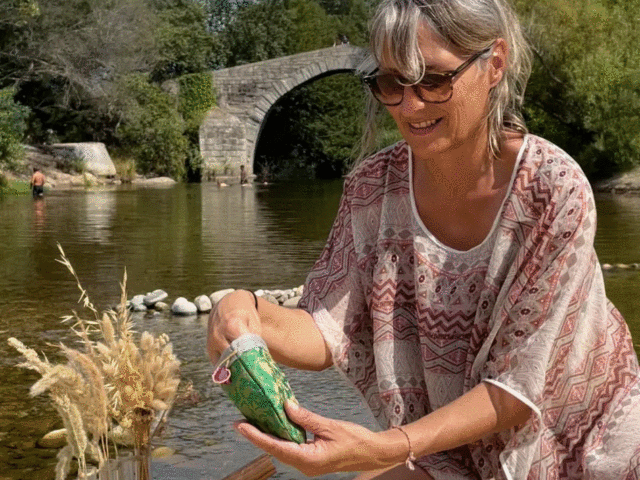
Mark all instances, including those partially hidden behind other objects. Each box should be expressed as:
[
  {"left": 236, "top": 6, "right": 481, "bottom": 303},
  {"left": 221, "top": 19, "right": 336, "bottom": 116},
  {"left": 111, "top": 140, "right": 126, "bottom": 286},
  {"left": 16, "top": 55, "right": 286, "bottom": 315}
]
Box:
[{"left": 206, "top": 290, "right": 262, "bottom": 364}]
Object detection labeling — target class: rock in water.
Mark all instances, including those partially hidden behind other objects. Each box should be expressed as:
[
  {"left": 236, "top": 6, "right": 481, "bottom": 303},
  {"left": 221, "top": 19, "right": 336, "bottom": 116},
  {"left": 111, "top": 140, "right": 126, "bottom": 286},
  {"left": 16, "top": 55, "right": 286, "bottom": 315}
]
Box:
[
  {"left": 38, "top": 429, "right": 67, "bottom": 449},
  {"left": 194, "top": 295, "right": 212, "bottom": 313},
  {"left": 171, "top": 297, "right": 197, "bottom": 316},
  {"left": 143, "top": 289, "right": 168, "bottom": 307},
  {"left": 130, "top": 294, "right": 147, "bottom": 312},
  {"left": 283, "top": 296, "right": 301, "bottom": 308},
  {"left": 209, "top": 288, "right": 235, "bottom": 307}
]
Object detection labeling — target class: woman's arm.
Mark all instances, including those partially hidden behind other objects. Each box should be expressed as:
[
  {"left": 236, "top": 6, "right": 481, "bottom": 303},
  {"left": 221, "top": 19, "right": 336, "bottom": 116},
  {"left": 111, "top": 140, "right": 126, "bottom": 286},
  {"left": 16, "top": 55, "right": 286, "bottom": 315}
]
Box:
[
  {"left": 234, "top": 381, "right": 531, "bottom": 477},
  {"left": 396, "top": 381, "right": 531, "bottom": 461},
  {"left": 206, "top": 289, "right": 332, "bottom": 371}
]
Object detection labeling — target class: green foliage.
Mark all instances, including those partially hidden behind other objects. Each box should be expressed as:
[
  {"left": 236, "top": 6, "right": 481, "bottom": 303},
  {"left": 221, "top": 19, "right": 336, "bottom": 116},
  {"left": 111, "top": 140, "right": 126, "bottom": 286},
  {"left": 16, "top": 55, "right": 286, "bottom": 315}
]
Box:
[
  {"left": 220, "top": 1, "right": 295, "bottom": 66},
  {"left": 116, "top": 75, "right": 188, "bottom": 179},
  {"left": 514, "top": 0, "right": 640, "bottom": 177},
  {"left": 0, "top": 87, "right": 29, "bottom": 171},
  {"left": 151, "top": 0, "right": 215, "bottom": 81},
  {"left": 178, "top": 73, "right": 216, "bottom": 132},
  {"left": 0, "top": 176, "right": 31, "bottom": 195}
]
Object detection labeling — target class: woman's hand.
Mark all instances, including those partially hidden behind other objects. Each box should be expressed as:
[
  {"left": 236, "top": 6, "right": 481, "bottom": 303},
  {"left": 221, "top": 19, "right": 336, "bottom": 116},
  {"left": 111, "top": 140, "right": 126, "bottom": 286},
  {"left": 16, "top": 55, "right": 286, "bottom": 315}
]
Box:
[
  {"left": 207, "top": 290, "right": 261, "bottom": 364},
  {"left": 234, "top": 402, "right": 404, "bottom": 477}
]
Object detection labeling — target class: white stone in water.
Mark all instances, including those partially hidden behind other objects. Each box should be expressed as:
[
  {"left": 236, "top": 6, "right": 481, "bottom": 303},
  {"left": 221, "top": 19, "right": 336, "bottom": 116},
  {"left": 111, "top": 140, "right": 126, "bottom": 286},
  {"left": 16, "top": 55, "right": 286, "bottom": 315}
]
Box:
[
  {"left": 109, "top": 425, "right": 134, "bottom": 446},
  {"left": 282, "top": 296, "right": 301, "bottom": 308},
  {"left": 154, "top": 301, "right": 169, "bottom": 311},
  {"left": 143, "top": 289, "right": 168, "bottom": 307},
  {"left": 194, "top": 295, "right": 212, "bottom": 313},
  {"left": 262, "top": 293, "right": 279, "bottom": 305},
  {"left": 254, "top": 289, "right": 265, "bottom": 297},
  {"left": 209, "top": 288, "right": 235, "bottom": 306},
  {"left": 171, "top": 297, "right": 197, "bottom": 316},
  {"left": 130, "top": 294, "right": 147, "bottom": 312},
  {"left": 152, "top": 446, "right": 176, "bottom": 458},
  {"left": 38, "top": 428, "right": 67, "bottom": 449},
  {"left": 602, "top": 263, "right": 612, "bottom": 270}
]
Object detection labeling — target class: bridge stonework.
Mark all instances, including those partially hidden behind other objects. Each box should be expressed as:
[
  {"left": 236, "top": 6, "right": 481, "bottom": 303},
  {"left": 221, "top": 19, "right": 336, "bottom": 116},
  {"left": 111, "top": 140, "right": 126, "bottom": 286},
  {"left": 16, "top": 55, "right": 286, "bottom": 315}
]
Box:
[{"left": 200, "top": 45, "right": 368, "bottom": 178}]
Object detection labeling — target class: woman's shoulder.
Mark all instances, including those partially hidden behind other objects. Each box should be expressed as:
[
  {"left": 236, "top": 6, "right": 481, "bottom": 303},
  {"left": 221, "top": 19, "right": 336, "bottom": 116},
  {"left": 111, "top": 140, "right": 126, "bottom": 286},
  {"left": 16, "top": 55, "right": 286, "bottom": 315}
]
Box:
[
  {"left": 516, "top": 134, "right": 592, "bottom": 201},
  {"left": 346, "top": 141, "right": 410, "bottom": 185}
]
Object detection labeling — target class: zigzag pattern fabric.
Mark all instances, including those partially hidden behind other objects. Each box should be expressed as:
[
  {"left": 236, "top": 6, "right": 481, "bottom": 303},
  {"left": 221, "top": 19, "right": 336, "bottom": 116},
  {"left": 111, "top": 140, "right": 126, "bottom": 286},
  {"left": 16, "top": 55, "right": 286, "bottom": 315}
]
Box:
[{"left": 299, "top": 135, "right": 640, "bottom": 479}]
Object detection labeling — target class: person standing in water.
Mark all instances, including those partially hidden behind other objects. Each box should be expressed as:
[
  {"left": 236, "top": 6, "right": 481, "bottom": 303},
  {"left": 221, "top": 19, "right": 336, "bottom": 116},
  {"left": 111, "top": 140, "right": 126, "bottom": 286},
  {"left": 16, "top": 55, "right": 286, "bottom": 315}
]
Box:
[{"left": 30, "top": 167, "right": 45, "bottom": 197}]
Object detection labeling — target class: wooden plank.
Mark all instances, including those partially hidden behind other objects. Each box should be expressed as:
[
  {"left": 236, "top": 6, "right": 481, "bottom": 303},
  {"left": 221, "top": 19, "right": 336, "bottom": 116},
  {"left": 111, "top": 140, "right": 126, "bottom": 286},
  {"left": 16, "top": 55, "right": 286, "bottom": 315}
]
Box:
[{"left": 221, "top": 454, "right": 276, "bottom": 480}]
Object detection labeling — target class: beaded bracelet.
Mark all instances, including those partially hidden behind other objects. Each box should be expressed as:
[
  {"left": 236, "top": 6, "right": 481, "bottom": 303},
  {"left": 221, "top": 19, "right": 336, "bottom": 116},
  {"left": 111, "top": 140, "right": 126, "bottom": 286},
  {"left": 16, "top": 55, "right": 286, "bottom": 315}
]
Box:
[{"left": 392, "top": 425, "right": 416, "bottom": 471}]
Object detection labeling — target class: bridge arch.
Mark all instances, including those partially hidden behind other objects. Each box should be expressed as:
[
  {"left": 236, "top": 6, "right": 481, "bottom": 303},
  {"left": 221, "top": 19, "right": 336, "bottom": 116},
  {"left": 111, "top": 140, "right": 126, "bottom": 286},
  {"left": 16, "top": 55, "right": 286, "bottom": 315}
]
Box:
[{"left": 199, "top": 45, "right": 368, "bottom": 178}]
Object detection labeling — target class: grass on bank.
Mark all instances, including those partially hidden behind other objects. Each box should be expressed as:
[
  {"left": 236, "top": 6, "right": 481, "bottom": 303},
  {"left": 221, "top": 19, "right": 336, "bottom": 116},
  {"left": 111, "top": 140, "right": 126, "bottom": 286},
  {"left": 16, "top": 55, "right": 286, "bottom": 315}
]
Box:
[{"left": 0, "top": 173, "right": 30, "bottom": 195}]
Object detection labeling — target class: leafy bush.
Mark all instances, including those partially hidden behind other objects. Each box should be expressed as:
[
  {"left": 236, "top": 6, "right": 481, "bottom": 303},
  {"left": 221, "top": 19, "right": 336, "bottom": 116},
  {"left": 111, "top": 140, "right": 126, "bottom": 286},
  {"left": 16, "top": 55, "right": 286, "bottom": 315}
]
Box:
[
  {"left": 0, "top": 87, "right": 30, "bottom": 171},
  {"left": 178, "top": 72, "right": 216, "bottom": 133},
  {"left": 116, "top": 74, "right": 188, "bottom": 178}
]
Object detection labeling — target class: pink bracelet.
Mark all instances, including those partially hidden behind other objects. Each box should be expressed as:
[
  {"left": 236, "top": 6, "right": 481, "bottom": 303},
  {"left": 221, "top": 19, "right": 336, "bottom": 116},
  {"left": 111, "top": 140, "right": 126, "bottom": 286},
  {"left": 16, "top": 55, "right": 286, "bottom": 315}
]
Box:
[{"left": 392, "top": 426, "right": 416, "bottom": 470}]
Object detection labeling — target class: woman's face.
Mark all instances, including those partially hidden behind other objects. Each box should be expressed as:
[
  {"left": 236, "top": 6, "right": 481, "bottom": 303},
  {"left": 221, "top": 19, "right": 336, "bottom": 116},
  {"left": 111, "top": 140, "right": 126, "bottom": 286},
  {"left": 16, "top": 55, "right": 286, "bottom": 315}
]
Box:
[{"left": 382, "top": 25, "right": 503, "bottom": 162}]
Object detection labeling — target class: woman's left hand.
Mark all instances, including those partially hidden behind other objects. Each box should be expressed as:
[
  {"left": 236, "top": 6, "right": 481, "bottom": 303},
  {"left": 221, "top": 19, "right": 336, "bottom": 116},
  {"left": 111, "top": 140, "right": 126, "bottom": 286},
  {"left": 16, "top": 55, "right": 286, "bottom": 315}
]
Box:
[{"left": 234, "top": 402, "right": 401, "bottom": 477}]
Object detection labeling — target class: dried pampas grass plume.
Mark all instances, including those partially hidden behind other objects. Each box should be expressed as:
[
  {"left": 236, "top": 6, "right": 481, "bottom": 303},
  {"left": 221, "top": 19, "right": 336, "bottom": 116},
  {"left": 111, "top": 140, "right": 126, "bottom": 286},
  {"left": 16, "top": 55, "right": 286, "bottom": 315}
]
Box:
[{"left": 8, "top": 244, "right": 182, "bottom": 480}]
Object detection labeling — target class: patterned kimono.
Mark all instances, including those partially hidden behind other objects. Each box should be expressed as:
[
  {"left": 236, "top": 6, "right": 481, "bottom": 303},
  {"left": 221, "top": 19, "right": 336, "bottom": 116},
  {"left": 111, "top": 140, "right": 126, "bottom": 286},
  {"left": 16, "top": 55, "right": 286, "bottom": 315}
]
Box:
[{"left": 298, "top": 135, "right": 640, "bottom": 479}]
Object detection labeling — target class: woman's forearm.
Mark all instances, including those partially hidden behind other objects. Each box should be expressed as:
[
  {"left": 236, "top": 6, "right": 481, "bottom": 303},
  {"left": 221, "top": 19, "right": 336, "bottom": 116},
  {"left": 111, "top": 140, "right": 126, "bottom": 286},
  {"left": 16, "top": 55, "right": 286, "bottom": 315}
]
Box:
[
  {"left": 208, "top": 289, "right": 332, "bottom": 371},
  {"left": 375, "top": 382, "right": 532, "bottom": 466},
  {"left": 255, "top": 295, "right": 333, "bottom": 371}
]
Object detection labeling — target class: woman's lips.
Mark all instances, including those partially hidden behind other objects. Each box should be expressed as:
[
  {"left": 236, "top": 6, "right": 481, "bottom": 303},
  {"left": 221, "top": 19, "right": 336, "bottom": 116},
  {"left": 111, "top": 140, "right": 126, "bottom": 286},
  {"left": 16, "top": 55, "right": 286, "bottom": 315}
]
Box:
[{"left": 408, "top": 117, "right": 442, "bottom": 135}]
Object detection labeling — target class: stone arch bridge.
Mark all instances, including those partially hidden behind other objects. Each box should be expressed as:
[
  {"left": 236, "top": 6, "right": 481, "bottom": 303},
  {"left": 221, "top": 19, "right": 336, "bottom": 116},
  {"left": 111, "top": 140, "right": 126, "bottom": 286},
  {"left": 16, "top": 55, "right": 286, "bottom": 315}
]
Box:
[{"left": 200, "top": 45, "right": 368, "bottom": 178}]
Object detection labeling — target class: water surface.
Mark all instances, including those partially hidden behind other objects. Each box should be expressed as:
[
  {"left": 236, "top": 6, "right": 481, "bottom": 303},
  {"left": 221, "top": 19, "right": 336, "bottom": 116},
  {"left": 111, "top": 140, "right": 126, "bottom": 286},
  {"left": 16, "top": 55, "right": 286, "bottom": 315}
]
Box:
[{"left": 0, "top": 183, "right": 638, "bottom": 479}]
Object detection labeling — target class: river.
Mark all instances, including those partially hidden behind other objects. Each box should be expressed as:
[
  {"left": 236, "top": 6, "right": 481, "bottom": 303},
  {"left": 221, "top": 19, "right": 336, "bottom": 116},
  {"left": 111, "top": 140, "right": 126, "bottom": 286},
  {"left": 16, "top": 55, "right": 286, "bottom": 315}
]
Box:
[{"left": 1, "top": 181, "right": 639, "bottom": 480}]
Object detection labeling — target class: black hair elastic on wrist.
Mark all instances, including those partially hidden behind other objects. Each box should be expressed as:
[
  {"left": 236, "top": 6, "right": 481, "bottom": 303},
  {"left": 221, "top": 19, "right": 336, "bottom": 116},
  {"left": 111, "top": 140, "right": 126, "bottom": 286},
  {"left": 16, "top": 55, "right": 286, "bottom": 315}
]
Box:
[{"left": 249, "top": 290, "right": 259, "bottom": 310}]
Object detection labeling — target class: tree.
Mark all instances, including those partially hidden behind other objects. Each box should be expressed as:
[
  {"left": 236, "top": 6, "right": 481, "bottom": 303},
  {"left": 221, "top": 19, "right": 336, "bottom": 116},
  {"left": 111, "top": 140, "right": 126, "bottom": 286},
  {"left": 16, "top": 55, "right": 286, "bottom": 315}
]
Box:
[
  {"left": 0, "top": 87, "right": 30, "bottom": 171},
  {"left": 150, "top": 0, "right": 215, "bottom": 81},
  {"left": 514, "top": 0, "right": 640, "bottom": 177},
  {"left": 218, "top": 0, "right": 295, "bottom": 66},
  {"left": 115, "top": 75, "right": 189, "bottom": 179}
]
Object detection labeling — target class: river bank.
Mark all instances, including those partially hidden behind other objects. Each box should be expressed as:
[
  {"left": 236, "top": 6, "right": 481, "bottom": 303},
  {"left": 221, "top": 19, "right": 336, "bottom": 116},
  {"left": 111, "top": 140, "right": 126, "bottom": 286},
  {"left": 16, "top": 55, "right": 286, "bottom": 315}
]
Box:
[
  {"left": 4, "top": 143, "right": 640, "bottom": 195},
  {"left": 1, "top": 145, "right": 178, "bottom": 193}
]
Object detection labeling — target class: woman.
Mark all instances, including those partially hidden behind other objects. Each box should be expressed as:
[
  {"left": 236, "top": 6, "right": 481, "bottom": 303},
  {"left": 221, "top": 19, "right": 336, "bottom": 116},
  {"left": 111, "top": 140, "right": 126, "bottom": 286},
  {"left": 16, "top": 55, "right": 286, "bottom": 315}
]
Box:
[{"left": 207, "top": 0, "right": 640, "bottom": 478}]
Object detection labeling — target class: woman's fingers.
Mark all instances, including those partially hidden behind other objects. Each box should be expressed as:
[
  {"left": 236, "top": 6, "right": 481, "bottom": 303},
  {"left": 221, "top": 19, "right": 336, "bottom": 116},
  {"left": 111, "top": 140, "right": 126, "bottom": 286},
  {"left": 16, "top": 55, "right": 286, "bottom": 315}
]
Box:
[
  {"left": 284, "top": 401, "right": 333, "bottom": 437},
  {"left": 234, "top": 420, "right": 310, "bottom": 463}
]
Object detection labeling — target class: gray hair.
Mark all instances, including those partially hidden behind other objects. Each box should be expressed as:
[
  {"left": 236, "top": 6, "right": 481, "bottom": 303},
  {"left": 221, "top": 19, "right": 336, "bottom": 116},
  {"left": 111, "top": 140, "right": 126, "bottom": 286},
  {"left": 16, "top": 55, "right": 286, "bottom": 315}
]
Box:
[{"left": 357, "top": 0, "right": 532, "bottom": 162}]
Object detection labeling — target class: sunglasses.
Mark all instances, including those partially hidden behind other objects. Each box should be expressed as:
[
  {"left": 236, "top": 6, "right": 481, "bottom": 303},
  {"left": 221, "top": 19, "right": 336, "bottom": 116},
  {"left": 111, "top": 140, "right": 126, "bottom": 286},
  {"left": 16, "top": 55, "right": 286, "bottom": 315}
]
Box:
[{"left": 362, "top": 47, "right": 492, "bottom": 106}]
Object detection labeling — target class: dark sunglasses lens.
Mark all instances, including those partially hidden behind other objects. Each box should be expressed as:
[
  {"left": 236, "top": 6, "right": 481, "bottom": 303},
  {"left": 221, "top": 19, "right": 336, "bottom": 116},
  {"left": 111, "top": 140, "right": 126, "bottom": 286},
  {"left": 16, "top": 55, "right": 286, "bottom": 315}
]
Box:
[
  {"left": 368, "top": 74, "right": 402, "bottom": 105},
  {"left": 416, "top": 75, "right": 452, "bottom": 102},
  {"left": 366, "top": 73, "right": 453, "bottom": 104}
]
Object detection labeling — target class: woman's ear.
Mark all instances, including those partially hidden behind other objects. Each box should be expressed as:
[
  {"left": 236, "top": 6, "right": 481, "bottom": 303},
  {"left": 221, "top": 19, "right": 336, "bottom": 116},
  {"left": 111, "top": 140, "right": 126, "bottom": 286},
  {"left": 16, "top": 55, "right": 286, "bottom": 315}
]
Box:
[{"left": 488, "top": 38, "right": 508, "bottom": 88}]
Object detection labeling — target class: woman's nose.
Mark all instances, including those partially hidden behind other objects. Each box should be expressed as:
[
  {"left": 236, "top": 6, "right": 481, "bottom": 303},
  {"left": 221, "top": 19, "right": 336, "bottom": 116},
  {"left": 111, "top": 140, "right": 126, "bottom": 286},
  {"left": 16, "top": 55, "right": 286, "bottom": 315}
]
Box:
[{"left": 399, "top": 85, "right": 426, "bottom": 113}]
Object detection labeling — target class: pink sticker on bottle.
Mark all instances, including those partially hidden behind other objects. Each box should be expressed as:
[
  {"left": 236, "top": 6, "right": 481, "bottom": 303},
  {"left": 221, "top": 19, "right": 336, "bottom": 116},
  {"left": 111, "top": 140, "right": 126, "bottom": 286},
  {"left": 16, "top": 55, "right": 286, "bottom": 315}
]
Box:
[{"left": 212, "top": 366, "right": 231, "bottom": 384}]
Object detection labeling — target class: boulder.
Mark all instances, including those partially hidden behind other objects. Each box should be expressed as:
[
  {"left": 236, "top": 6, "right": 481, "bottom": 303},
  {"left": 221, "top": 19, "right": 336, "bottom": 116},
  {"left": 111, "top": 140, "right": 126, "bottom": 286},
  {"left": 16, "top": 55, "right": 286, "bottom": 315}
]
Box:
[
  {"left": 143, "top": 289, "right": 168, "bottom": 307},
  {"left": 132, "top": 177, "right": 177, "bottom": 188},
  {"left": 260, "top": 293, "right": 279, "bottom": 305},
  {"left": 129, "top": 294, "right": 147, "bottom": 312},
  {"left": 171, "top": 297, "right": 197, "bottom": 316},
  {"left": 282, "top": 296, "right": 301, "bottom": 308},
  {"left": 209, "top": 288, "right": 235, "bottom": 307},
  {"left": 154, "top": 301, "right": 169, "bottom": 311},
  {"left": 152, "top": 446, "right": 176, "bottom": 458},
  {"left": 38, "top": 429, "right": 67, "bottom": 449},
  {"left": 49, "top": 142, "right": 116, "bottom": 177},
  {"left": 194, "top": 295, "right": 212, "bottom": 313}
]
